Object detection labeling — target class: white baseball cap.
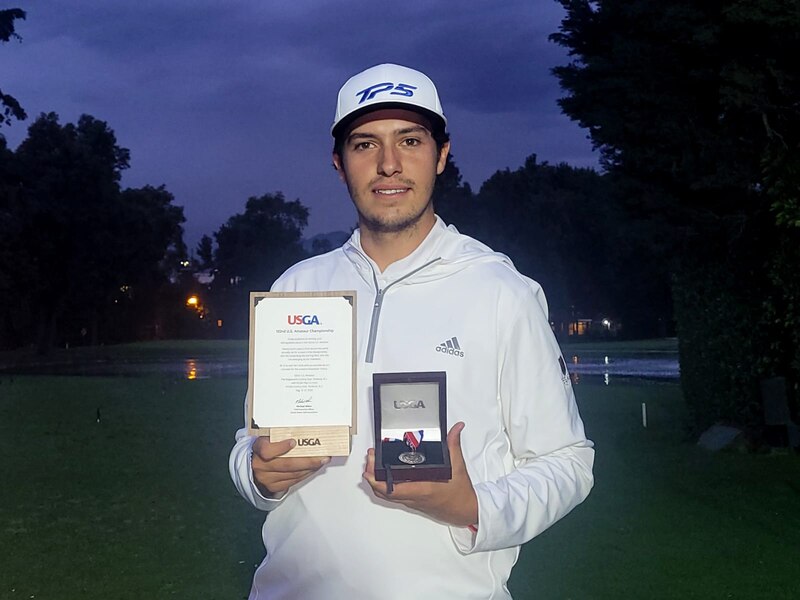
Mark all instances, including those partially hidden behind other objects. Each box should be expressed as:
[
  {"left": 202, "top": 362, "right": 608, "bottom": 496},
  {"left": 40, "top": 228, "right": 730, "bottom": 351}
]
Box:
[{"left": 331, "top": 63, "right": 447, "bottom": 138}]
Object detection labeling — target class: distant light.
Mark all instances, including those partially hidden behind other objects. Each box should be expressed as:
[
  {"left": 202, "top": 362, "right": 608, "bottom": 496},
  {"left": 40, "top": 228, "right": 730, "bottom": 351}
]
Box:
[
  {"left": 217, "top": 319, "right": 223, "bottom": 328},
  {"left": 186, "top": 295, "right": 199, "bottom": 306}
]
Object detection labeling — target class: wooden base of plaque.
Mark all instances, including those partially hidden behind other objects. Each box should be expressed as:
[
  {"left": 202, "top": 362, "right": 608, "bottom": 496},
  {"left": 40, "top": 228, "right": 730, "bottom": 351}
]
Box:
[{"left": 269, "top": 425, "right": 351, "bottom": 457}]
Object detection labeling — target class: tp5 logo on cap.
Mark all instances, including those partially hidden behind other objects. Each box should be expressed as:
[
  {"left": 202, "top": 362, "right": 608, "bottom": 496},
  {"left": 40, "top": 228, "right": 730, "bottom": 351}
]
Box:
[{"left": 355, "top": 82, "right": 417, "bottom": 104}]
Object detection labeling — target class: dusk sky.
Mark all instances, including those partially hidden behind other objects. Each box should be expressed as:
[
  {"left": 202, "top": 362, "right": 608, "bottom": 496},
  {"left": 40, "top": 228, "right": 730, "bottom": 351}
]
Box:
[{"left": 2, "top": 1, "right": 598, "bottom": 250}]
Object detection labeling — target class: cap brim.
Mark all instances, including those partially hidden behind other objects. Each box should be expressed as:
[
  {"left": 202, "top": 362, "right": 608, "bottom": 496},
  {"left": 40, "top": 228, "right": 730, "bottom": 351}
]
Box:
[{"left": 331, "top": 102, "right": 446, "bottom": 139}]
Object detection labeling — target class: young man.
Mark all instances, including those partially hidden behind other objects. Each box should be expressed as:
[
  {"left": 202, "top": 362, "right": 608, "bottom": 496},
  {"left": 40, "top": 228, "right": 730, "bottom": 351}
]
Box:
[{"left": 230, "top": 63, "right": 594, "bottom": 599}]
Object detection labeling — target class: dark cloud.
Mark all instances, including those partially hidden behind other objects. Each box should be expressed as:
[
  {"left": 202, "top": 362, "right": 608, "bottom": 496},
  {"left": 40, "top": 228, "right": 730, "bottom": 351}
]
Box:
[{"left": 3, "top": 1, "right": 596, "bottom": 250}]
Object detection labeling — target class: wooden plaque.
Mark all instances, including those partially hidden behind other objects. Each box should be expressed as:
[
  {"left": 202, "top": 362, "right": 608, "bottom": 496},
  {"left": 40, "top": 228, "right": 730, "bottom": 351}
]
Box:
[{"left": 248, "top": 291, "right": 357, "bottom": 456}]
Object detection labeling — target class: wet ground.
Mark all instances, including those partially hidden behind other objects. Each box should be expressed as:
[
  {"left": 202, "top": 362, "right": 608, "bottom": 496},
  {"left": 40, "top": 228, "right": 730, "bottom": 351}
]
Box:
[
  {"left": 567, "top": 354, "right": 679, "bottom": 385},
  {"left": 0, "top": 357, "right": 245, "bottom": 379},
  {"left": 0, "top": 352, "right": 679, "bottom": 384}
]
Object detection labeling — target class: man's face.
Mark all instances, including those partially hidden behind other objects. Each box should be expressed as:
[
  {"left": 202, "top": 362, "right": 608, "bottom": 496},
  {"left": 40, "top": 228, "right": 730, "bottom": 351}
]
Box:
[{"left": 333, "top": 109, "right": 449, "bottom": 235}]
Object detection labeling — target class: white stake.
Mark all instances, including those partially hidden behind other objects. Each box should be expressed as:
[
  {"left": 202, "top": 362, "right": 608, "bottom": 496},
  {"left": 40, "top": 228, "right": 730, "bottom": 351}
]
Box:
[{"left": 642, "top": 402, "right": 648, "bottom": 428}]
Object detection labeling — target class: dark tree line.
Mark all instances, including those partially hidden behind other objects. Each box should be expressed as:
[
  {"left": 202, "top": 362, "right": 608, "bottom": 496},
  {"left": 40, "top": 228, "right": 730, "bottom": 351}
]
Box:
[
  {"left": 185, "top": 155, "right": 671, "bottom": 344},
  {"left": 0, "top": 113, "right": 187, "bottom": 351},
  {"left": 193, "top": 192, "right": 310, "bottom": 338},
  {"left": 435, "top": 154, "right": 672, "bottom": 339},
  {"left": 550, "top": 0, "right": 800, "bottom": 436}
]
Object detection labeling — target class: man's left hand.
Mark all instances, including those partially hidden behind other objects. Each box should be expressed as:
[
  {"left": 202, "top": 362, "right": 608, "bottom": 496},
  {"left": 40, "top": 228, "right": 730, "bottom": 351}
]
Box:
[{"left": 363, "top": 421, "right": 478, "bottom": 528}]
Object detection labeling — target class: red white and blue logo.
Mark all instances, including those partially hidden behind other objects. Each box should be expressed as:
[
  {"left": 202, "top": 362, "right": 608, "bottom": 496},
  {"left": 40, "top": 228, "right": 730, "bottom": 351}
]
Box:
[{"left": 287, "top": 314, "right": 320, "bottom": 325}]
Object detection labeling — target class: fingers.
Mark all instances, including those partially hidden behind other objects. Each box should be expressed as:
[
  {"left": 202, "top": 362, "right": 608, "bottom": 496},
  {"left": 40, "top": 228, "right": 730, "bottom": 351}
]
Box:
[
  {"left": 253, "top": 437, "right": 330, "bottom": 472},
  {"left": 253, "top": 437, "right": 295, "bottom": 460},
  {"left": 251, "top": 436, "right": 331, "bottom": 496},
  {"left": 447, "top": 421, "right": 467, "bottom": 471},
  {"left": 363, "top": 448, "right": 387, "bottom": 496}
]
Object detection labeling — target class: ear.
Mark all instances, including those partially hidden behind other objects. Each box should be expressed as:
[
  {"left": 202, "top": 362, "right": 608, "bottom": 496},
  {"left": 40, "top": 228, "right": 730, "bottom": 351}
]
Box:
[
  {"left": 332, "top": 153, "right": 346, "bottom": 181},
  {"left": 436, "top": 142, "right": 451, "bottom": 175}
]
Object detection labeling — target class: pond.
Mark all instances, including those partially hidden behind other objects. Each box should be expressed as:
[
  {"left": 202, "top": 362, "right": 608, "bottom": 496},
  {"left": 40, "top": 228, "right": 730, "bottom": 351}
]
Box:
[
  {"left": 566, "top": 352, "right": 679, "bottom": 385},
  {"left": 1, "top": 352, "right": 680, "bottom": 384}
]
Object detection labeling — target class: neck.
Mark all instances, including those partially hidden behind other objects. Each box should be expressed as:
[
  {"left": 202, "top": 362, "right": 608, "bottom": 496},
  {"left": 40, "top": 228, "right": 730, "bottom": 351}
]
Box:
[{"left": 359, "top": 213, "right": 436, "bottom": 272}]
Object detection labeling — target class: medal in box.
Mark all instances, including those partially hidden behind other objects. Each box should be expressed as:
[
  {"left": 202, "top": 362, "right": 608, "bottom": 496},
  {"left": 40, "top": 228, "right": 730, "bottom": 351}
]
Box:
[{"left": 372, "top": 371, "right": 451, "bottom": 484}]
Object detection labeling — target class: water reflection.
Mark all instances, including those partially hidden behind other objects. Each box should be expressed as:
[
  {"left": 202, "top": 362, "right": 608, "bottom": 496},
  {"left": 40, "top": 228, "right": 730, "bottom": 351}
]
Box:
[
  {"left": 566, "top": 352, "right": 679, "bottom": 385},
  {"left": 186, "top": 360, "right": 198, "bottom": 380}
]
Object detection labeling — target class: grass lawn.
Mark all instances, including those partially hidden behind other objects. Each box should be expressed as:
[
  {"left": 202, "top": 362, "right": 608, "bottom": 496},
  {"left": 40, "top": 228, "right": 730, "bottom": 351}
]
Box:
[
  {"left": 510, "top": 381, "right": 800, "bottom": 599},
  {"left": 0, "top": 374, "right": 263, "bottom": 600},
  {"left": 560, "top": 337, "right": 679, "bottom": 356},
  {"left": 1, "top": 344, "right": 798, "bottom": 599}
]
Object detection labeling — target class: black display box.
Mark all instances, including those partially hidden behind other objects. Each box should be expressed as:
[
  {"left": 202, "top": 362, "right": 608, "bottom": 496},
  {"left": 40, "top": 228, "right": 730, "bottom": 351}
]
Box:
[{"left": 372, "top": 371, "right": 451, "bottom": 485}]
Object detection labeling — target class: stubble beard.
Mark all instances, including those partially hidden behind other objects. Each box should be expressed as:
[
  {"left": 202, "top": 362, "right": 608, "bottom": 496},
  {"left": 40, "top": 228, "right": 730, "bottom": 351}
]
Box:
[{"left": 349, "top": 177, "right": 435, "bottom": 235}]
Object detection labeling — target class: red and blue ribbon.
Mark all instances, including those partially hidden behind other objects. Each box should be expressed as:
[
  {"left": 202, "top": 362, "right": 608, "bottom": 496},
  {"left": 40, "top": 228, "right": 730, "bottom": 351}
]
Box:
[{"left": 402, "top": 430, "right": 423, "bottom": 451}]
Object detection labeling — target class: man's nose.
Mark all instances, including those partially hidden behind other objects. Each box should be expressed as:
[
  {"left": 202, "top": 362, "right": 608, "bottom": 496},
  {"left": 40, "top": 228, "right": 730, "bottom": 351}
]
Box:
[{"left": 378, "top": 145, "right": 401, "bottom": 176}]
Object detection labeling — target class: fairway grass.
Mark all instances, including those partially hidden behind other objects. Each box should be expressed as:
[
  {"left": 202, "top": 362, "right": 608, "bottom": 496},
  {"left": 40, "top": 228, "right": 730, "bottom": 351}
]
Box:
[
  {"left": 560, "top": 337, "right": 679, "bottom": 355},
  {"left": 0, "top": 375, "right": 262, "bottom": 600},
  {"left": 509, "top": 382, "right": 800, "bottom": 599},
  {"left": 2, "top": 369, "right": 798, "bottom": 599}
]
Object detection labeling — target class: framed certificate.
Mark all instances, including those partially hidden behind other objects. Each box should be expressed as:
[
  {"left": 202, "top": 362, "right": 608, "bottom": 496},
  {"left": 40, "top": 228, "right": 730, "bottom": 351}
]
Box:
[{"left": 248, "top": 291, "right": 357, "bottom": 456}]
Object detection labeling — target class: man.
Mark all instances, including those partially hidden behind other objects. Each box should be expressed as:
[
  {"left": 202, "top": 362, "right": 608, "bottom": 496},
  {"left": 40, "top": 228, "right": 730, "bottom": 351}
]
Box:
[{"left": 230, "top": 63, "right": 594, "bottom": 599}]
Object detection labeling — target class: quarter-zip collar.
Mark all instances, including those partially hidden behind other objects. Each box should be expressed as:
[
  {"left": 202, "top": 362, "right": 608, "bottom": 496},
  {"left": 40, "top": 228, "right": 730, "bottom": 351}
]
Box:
[
  {"left": 341, "top": 216, "right": 516, "bottom": 363},
  {"left": 346, "top": 221, "right": 447, "bottom": 363},
  {"left": 344, "top": 216, "right": 449, "bottom": 284}
]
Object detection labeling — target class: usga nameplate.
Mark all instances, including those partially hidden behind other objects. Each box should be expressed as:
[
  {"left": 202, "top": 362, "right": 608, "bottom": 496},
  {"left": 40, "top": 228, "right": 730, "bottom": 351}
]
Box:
[{"left": 268, "top": 425, "right": 351, "bottom": 457}]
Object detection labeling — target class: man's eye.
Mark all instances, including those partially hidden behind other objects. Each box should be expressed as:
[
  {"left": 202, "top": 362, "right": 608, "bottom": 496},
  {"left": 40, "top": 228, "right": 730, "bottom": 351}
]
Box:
[
  {"left": 353, "top": 142, "right": 373, "bottom": 151},
  {"left": 402, "top": 138, "right": 421, "bottom": 147}
]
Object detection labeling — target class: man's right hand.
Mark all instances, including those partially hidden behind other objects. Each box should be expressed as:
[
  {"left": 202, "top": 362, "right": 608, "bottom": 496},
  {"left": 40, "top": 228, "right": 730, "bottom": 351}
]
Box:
[{"left": 252, "top": 437, "right": 331, "bottom": 497}]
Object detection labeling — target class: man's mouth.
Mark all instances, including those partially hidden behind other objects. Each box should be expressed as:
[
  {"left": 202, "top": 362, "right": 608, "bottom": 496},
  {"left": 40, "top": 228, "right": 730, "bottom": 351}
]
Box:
[{"left": 374, "top": 187, "right": 409, "bottom": 195}]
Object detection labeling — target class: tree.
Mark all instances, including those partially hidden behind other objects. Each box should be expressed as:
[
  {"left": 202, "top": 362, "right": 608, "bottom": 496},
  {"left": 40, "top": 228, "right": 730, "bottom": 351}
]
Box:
[
  {"left": 475, "top": 156, "right": 672, "bottom": 337},
  {"left": 1, "top": 112, "right": 190, "bottom": 350},
  {"left": 431, "top": 154, "right": 477, "bottom": 232},
  {"left": 196, "top": 234, "right": 214, "bottom": 270},
  {"left": 101, "top": 185, "right": 187, "bottom": 342},
  {"left": 551, "top": 0, "right": 800, "bottom": 434},
  {"left": 1, "top": 8, "right": 27, "bottom": 129},
  {"left": 212, "top": 192, "right": 309, "bottom": 336},
  {"left": 11, "top": 113, "right": 132, "bottom": 349}
]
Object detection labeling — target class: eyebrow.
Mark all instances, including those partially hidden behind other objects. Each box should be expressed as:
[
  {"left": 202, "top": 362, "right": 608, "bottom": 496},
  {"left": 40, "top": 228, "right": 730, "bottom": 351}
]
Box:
[{"left": 346, "top": 125, "right": 431, "bottom": 144}]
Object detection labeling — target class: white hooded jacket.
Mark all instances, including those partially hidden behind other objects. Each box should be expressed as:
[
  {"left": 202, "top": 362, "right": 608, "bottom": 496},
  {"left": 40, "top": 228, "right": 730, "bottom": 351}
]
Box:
[{"left": 229, "top": 217, "right": 594, "bottom": 599}]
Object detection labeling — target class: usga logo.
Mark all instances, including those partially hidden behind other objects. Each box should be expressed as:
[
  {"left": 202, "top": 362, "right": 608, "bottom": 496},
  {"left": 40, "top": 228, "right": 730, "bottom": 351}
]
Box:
[
  {"left": 355, "top": 82, "right": 417, "bottom": 104},
  {"left": 394, "top": 399, "right": 426, "bottom": 409},
  {"left": 287, "top": 314, "right": 320, "bottom": 325},
  {"left": 296, "top": 438, "right": 321, "bottom": 446}
]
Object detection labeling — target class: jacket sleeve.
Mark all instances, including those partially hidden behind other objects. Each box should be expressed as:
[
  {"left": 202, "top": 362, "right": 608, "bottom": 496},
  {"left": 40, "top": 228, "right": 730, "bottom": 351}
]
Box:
[
  {"left": 228, "top": 395, "right": 285, "bottom": 512},
  {"left": 450, "top": 283, "right": 594, "bottom": 553}
]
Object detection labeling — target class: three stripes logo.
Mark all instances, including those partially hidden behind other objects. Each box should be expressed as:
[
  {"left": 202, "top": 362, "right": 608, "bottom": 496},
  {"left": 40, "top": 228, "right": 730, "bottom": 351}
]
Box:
[{"left": 436, "top": 336, "right": 464, "bottom": 358}]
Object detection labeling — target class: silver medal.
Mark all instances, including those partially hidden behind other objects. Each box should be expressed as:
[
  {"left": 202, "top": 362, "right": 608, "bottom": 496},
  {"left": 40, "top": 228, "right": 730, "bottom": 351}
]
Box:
[{"left": 398, "top": 451, "right": 426, "bottom": 465}]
